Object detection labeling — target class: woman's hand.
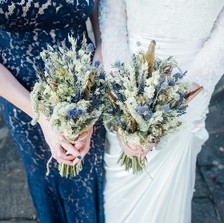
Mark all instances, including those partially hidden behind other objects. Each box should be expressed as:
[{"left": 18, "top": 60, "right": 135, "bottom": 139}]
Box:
[
  {"left": 117, "top": 133, "right": 158, "bottom": 158},
  {"left": 38, "top": 115, "right": 93, "bottom": 166},
  {"left": 38, "top": 115, "right": 76, "bottom": 165},
  {"left": 71, "top": 127, "right": 93, "bottom": 166}
]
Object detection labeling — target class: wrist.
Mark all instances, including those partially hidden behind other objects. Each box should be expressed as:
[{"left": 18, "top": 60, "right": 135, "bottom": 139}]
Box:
[
  {"left": 93, "top": 45, "right": 103, "bottom": 64},
  {"left": 38, "top": 114, "right": 49, "bottom": 127}
]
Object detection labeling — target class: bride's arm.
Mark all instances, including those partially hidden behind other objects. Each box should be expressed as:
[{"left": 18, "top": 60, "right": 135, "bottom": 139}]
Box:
[
  {"left": 99, "top": 0, "right": 129, "bottom": 71},
  {"left": 90, "top": 0, "right": 102, "bottom": 63},
  {"left": 187, "top": 7, "right": 224, "bottom": 93}
]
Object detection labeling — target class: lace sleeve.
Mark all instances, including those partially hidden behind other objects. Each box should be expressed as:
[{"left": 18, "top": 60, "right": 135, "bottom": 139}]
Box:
[
  {"left": 99, "top": 0, "right": 129, "bottom": 71},
  {"left": 186, "top": 7, "right": 224, "bottom": 93}
]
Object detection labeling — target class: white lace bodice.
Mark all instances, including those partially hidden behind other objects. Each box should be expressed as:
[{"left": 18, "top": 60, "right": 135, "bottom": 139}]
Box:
[
  {"left": 126, "top": 0, "right": 224, "bottom": 40},
  {"left": 99, "top": 0, "right": 129, "bottom": 68},
  {"left": 100, "top": 0, "right": 224, "bottom": 94}
]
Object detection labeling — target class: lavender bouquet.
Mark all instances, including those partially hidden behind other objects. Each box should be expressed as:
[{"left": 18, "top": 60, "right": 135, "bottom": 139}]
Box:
[
  {"left": 30, "top": 36, "right": 105, "bottom": 177},
  {"left": 104, "top": 41, "right": 190, "bottom": 174}
]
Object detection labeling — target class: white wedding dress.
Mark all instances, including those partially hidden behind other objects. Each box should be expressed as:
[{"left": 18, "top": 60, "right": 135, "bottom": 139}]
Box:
[{"left": 100, "top": 1, "right": 224, "bottom": 222}]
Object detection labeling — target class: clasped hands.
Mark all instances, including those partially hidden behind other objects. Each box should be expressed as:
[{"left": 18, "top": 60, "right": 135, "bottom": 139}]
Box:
[
  {"left": 38, "top": 115, "right": 93, "bottom": 166},
  {"left": 53, "top": 128, "right": 93, "bottom": 166}
]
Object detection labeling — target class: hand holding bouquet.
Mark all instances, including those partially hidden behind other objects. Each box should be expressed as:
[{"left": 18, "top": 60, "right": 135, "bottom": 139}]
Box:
[
  {"left": 31, "top": 36, "right": 105, "bottom": 177},
  {"left": 104, "top": 40, "right": 203, "bottom": 174}
]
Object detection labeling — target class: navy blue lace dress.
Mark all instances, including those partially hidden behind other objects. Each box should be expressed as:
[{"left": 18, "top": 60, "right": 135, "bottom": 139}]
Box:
[{"left": 0, "top": 1, "right": 105, "bottom": 223}]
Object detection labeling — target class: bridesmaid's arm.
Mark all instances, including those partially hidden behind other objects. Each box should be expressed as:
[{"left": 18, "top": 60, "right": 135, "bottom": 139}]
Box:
[
  {"left": 0, "top": 64, "right": 78, "bottom": 165},
  {"left": 0, "top": 64, "right": 34, "bottom": 117},
  {"left": 187, "top": 6, "right": 224, "bottom": 93}
]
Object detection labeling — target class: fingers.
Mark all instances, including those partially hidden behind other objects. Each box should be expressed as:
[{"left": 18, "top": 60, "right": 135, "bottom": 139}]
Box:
[
  {"left": 72, "top": 142, "right": 91, "bottom": 166},
  {"left": 52, "top": 143, "right": 74, "bottom": 166},
  {"left": 75, "top": 127, "right": 93, "bottom": 146},
  {"left": 74, "top": 142, "right": 84, "bottom": 150},
  {"left": 51, "top": 127, "right": 94, "bottom": 166},
  {"left": 72, "top": 128, "right": 93, "bottom": 166},
  {"left": 126, "top": 144, "right": 145, "bottom": 157},
  {"left": 60, "top": 141, "right": 81, "bottom": 157},
  {"left": 72, "top": 153, "right": 83, "bottom": 166},
  {"left": 117, "top": 132, "right": 157, "bottom": 158}
]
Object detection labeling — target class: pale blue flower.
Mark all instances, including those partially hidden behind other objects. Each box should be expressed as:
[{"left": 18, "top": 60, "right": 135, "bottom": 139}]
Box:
[
  {"left": 66, "top": 109, "right": 76, "bottom": 118},
  {"left": 94, "top": 60, "right": 101, "bottom": 68},
  {"left": 161, "top": 104, "right": 170, "bottom": 113},
  {"left": 75, "top": 108, "right": 85, "bottom": 117},
  {"left": 114, "top": 60, "right": 121, "bottom": 68},
  {"left": 100, "top": 73, "right": 106, "bottom": 80},
  {"left": 49, "top": 106, "right": 54, "bottom": 115},
  {"left": 137, "top": 105, "right": 148, "bottom": 115},
  {"left": 178, "top": 93, "right": 185, "bottom": 104},
  {"left": 173, "top": 73, "right": 183, "bottom": 81},
  {"left": 86, "top": 43, "right": 95, "bottom": 53},
  {"left": 144, "top": 111, "right": 153, "bottom": 121},
  {"left": 66, "top": 108, "right": 85, "bottom": 118},
  {"left": 168, "top": 80, "right": 176, "bottom": 86}
]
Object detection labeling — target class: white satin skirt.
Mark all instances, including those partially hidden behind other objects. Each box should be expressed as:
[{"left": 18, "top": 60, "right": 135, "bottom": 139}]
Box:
[{"left": 104, "top": 93, "right": 209, "bottom": 223}]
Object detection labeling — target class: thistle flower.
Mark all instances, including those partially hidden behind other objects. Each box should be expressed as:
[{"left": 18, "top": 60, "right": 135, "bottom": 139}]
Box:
[
  {"left": 94, "top": 60, "right": 101, "bottom": 68},
  {"left": 66, "top": 109, "right": 76, "bottom": 118},
  {"left": 161, "top": 104, "right": 170, "bottom": 113},
  {"left": 136, "top": 105, "right": 147, "bottom": 115},
  {"left": 143, "top": 111, "right": 153, "bottom": 121},
  {"left": 173, "top": 72, "right": 184, "bottom": 81},
  {"left": 168, "top": 80, "right": 176, "bottom": 86},
  {"left": 86, "top": 43, "right": 95, "bottom": 53}
]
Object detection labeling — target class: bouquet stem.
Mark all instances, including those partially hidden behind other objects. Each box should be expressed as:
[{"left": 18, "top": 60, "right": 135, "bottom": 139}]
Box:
[
  {"left": 118, "top": 152, "right": 147, "bottom": 174},
  {"left": 59, "top": 163, "right": 83, "bottom": 178}
]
